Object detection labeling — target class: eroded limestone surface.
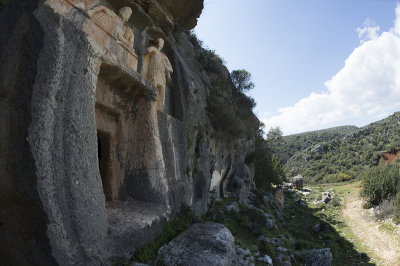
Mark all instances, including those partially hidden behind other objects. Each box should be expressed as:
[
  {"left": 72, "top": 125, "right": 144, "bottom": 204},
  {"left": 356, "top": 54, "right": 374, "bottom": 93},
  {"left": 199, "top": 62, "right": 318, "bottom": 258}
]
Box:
[{"left": 0, "top": 0, "right": 255, "bottom": 264}]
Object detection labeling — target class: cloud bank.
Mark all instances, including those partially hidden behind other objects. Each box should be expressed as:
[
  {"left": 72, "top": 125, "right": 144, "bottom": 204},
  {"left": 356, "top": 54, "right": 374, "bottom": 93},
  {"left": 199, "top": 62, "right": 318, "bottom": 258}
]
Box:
[{"left": 263, "top": 4, "right": 400, "bottom": 135}]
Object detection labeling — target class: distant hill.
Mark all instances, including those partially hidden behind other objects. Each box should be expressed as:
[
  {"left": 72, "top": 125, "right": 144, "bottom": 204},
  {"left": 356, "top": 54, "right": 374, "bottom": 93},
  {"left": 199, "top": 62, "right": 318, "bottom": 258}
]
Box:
[
  {"left": 272, "top": 125, "right": 359, "bottom": 164},
  {"left": 271, "top": 112, "right": 400, "bottom": 183}
]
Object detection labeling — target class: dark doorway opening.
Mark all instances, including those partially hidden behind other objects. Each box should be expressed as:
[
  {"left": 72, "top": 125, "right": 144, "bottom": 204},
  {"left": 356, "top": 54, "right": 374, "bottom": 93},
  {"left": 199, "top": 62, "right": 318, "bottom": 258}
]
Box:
[{"left": 97, "top": 130, "right": 112, "bottom": 201}]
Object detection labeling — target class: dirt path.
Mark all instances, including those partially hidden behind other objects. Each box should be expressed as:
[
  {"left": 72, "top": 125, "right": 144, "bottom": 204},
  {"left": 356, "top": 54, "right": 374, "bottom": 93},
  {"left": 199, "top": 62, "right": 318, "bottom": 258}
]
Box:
[{"left": 341, "top": 185, "right": 400, "bottom": 265}]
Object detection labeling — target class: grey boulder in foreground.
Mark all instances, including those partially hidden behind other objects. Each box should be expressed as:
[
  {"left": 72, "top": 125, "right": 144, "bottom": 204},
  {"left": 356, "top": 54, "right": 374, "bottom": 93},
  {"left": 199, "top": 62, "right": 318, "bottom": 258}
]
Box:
[
  {"left": 294, "top": 248, "right": 333, "bottom": 266},
  {"left": 156, "top": 222, "right": 236, "bottom": 266}
]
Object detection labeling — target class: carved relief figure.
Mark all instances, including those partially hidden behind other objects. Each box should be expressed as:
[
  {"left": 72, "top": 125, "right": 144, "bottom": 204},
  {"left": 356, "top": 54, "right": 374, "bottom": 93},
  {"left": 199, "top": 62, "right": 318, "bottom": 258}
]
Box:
[
  {"left": 116, "top": 7, "right": 135, "bottom": 51},
  {"left": 142, "top": 38, "right": 173, "bottom": 110},
  {"left": 88, "top": 6, "right": 135, "bottom": 50},
  {"left": 88, "top": 5, "right": 116, "bottom": 34}
]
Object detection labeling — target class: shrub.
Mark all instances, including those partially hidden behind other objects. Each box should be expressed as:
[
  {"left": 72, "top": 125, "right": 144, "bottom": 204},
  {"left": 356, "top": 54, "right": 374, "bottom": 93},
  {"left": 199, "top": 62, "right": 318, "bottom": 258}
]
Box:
[
  {"left": 361, "top": 163, "right": 400, "bottom": 205},
  {"left": 330, "top": 197, "right": 340, "bottom": 207},
  {"left": 336, "top": 172, "right": 352, "bottom": 182},
  {"left": 258, "top": 241, "right": 276, "bottom": 257},
  {"left": 294, "top": 239, "right": 318, "bottom": 250},
  {"left": 394, "top": 192, "right": 400, "bottom": 224},
  {"left": 374, "top": 200, "right": 395, "bottom": 220},
  {"left": 238, "top": 215, "right": 251, "bottom": 228},
  {"left": 207, "top": 91, "right": 245, "bottom": 139},
  {"left": 186, "top": 30, "right": 203, "bottom": 48},
  {"left": 207, "top": 85, "right": 259, "bottom": 140},
  {"left": 197, "top": 49, "right": 226, "bottom": 72},
  {"left": 235, "top": 92, "right": 256, "bottom": 110},
  {"left": 363, "top": 202, "right": 373, "bottom": 209},
  {"left": 253, "top": 133, "right": 284, "bottom": 190}
]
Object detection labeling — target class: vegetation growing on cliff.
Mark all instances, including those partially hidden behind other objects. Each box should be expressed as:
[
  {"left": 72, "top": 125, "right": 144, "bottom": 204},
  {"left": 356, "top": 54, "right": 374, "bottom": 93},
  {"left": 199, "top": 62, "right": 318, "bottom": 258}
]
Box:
[
  {"left": 244, "top": 127, "right": 284, "bottom": 191},
  {"left": 188, "top": 31, "right": 259, "bottom": 140},
  {"left": 187, "top": 30, "right": 286, "bottom": 193}
]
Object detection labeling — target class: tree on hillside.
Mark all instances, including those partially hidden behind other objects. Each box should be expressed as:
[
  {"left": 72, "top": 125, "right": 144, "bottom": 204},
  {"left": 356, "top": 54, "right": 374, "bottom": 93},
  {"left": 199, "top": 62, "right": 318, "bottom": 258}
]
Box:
[
  {"left": 267, "top": 127, "right": 283, "bottom": 141},
  {"left": 250, "top": 127, "right": 284, "bottom": 191},
  {"left": 231, "top": 69, "right": 255, "bottom": 92}
]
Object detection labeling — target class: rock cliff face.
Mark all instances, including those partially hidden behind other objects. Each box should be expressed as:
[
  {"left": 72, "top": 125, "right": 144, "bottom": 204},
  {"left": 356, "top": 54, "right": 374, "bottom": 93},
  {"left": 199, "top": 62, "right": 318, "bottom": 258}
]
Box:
[{"left": 0, "top": 0, "right": 256, "bottom": 264}]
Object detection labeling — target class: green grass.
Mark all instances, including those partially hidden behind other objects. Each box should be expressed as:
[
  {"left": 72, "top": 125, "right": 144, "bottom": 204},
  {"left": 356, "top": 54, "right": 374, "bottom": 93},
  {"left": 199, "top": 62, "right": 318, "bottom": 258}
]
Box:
[{"left": 378, "top": 222, "right": 397, "bottom": 234}]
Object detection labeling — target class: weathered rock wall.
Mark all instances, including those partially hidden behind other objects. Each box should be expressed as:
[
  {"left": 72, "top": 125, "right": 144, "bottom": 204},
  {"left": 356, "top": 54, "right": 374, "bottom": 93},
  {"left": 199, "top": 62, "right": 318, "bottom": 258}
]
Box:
[
  {"left": 0, "top": 1, "right": 58, "bottom": 265},
  {"left": 0, "top": 0, "right": 255, "bottom": 264}
]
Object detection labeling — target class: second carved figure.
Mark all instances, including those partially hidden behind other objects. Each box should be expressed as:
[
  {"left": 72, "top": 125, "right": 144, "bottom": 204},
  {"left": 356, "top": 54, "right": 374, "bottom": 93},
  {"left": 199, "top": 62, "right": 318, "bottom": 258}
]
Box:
[{"left": 142, "top": 38, "right": 173, "bottom": 111}]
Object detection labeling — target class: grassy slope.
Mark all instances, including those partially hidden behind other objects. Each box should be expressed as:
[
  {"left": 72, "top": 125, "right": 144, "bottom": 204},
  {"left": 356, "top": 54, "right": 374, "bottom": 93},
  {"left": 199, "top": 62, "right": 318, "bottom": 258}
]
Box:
[{"left": 273, "top": 112, "right": 400, "bottom": 183}]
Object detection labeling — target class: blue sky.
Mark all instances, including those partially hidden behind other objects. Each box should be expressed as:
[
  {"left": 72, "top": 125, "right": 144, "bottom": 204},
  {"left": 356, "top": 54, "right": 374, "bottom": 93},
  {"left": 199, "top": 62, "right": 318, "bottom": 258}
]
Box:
[{"left": 195, "top": 0, "right": 400, "bottom": 135}]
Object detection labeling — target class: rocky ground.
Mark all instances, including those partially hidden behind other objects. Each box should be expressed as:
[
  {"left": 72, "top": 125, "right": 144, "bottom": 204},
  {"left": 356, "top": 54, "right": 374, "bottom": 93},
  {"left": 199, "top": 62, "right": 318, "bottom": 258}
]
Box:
[
  {"left": 120, "top": 180, "right": 400, "bottom": 266},
  {"left": 124, "top": 181, "right": 374, "bottom": 266},
  {"left": 341, "top": 184, "right": 400, "bottom": 265}
]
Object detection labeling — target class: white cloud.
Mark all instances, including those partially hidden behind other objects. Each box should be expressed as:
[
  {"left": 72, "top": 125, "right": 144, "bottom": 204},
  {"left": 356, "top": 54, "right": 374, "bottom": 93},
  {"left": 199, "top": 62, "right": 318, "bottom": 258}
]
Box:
[
  {"left": 395, "top": 3, "right": 400, "bottom": 35},
  {"left": 263, "top": 4, "right": 400, "bottom": 135},
  {"left": 357, "top": 18, "right": 380, "bottom": 43}
]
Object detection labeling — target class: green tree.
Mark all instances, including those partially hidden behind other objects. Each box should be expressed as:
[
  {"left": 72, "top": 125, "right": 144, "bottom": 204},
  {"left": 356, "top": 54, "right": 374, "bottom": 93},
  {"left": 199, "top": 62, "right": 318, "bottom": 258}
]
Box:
[
  {"left": 267, "top": 127, "right": 283, "bottom": 141},
  {"left": 252, "top": 130, "right": 284, "bottom": 191},
  {"left": 230, "top": 69, "right": 255, "bottom": 92}
]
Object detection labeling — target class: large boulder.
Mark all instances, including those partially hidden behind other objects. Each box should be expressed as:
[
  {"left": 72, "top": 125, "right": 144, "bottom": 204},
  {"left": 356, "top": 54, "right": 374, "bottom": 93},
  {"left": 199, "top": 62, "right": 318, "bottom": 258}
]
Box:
[
  {"left": 225, "top": 202, "right": 240, "bottom": 214},
  {"left": 156, "top": 223, "right": 236, "bottom": 265},
  {"left": 256, "top": 255, "right": 273, "bottom": 265},
  {"left": 233, "top": 247, "right": 254, "bottom": 265},
  {"left": 293, "top": 175, "right": 304, "bottom": 190},
  {"left": 257, "top": 235, "right": 285, "bottom": 247},
  {"left": 322, "top": 192, "right": 331, "bottom": 203},
  {"left": 265, "top": 217, "right": 276, "bottom": 230},
  {"left": 294, "top": 248, "right": 333, "bottom": 266},
  {"left": 283, "top": 182, "right": 294, "bottom": 189}
]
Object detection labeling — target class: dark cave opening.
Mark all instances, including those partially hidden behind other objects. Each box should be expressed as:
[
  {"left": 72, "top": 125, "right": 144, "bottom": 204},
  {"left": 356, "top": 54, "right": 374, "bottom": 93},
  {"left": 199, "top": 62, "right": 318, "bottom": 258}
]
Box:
[{"left": 97, "top": 131, "right": 112, "bottom": 201}]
